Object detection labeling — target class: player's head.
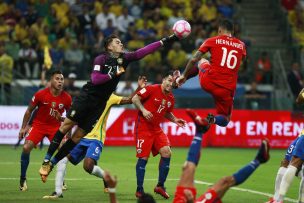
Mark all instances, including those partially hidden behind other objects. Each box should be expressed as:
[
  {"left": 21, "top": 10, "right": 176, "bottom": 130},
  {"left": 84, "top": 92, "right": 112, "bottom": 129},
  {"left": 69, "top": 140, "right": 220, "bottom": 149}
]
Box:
[
  {"left": 103, "top": 34, "right": 123, "bottom": 53},
  {"left": 50, "top": 70, "right": 64, "bottom": 91},
  {"left": 218, "top": 19, "right": 234, "bottom": 35},
  {"left": 137, "top": 193, "right": 156, "bottom": 203},
  {"left": 161, "top": 70, "right": 174, "bottom": 93}
]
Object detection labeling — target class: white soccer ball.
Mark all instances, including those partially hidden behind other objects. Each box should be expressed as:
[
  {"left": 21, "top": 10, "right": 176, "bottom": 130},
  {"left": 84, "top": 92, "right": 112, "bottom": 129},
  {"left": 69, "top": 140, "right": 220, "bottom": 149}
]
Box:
[{"left": 172, "top": 20, "right": 191, "bottom": 38}]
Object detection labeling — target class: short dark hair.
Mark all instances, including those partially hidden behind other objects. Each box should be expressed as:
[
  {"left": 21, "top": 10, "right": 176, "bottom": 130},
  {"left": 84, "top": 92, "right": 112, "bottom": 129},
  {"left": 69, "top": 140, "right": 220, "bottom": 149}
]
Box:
[
  {"left": 162, "top": 70, "right": 174, "bottom": 79},
  {"left": 103, "top": 34, "right": 119, "bottom": 51},
  {"left": 50, "top": 70, "right": 63, "bottom": 78},
  {"left": 219, "top": 19, "right": 234, "bottom": 32},
  {"left": 137, "top": 193, "right": 156, "bottom": 203}
]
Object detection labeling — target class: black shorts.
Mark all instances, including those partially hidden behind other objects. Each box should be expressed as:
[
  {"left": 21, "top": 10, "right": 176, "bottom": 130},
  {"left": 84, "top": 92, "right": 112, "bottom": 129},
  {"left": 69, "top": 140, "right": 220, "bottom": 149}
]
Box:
[{"left": 66, "top": 92, "right": 106, "bottom": 133}]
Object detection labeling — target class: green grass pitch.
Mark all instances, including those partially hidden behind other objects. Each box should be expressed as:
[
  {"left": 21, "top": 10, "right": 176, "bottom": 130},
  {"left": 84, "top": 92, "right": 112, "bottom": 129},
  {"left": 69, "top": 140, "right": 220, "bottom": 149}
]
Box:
[{"left": 0, "top": 145, "right": 300, "bottom": 203}]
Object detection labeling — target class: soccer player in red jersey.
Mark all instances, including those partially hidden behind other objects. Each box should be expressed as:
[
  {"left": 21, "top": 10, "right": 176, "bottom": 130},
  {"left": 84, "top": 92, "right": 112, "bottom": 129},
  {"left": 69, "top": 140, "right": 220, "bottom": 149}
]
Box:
[
  {"left": 173, "top": 110, "right": 270, "bottom": 203},
  {"left": 176, "top": 19, "right": 247, "bottom": 127},
  {"left": 132, "top": 71, "right": 186, "bottom": 199},
  {"left": 19, "top": 70, "right": 72, "bottom": 191}
]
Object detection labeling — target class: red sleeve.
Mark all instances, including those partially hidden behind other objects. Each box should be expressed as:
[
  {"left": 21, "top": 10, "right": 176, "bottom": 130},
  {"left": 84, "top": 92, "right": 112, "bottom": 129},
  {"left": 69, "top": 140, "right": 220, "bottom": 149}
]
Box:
[
  {"left": 198, "top": 38, "right": 213, "bottom": 53},
  {"left": 136, "top": 85, "right": 153, "bottom": 101},
  {"left": 30, "top": 90, "right": 42, "bottom": 107}
]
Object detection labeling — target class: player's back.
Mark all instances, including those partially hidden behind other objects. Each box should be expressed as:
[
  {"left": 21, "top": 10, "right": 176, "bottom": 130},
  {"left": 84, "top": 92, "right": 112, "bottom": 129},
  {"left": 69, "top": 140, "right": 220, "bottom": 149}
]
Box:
[{"left": 199, "top": 35, "right": 246, "bottom": 90}]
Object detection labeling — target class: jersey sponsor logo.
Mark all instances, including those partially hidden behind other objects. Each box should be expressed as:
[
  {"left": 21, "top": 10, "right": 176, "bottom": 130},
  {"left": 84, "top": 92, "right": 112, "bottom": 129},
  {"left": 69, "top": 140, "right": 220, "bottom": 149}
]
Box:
[
  {"left": 139, "top": 88, "right": 146, "bottom": 94},
  {"left": 117, "top": 58, "right": 123, "bottom": 64},
  {"left": 94, "top": 65, "right": 101, "bottom": 71},
  {"left": 51, "top": 102, "right": 56, "bottom": 108},
  {"left": 136, "top": 149, "right": 142, "bottom": 154},
  {"left": 167, "top": 101, "right": 171, "bottom": 108},
  {"left": 59, "top": 103, "right": 64, "bottom": 109},
  {"left": 162, "top": 99, "right": 166, "bottom": 105}
]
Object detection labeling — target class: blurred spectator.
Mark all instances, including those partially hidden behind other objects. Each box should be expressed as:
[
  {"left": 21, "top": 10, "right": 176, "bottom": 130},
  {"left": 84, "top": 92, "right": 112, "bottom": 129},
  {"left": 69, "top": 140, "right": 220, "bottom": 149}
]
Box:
[
  {"left": 51, "top": 0, "right": 69, "bottom": 29},
  {"left": 0, "top": 0, "right": 9, "bottom": 16},
  {"left": 0, "top": 44, "right": 14, "bottom": 105},
  {"left": 58, "top": 32, "right": 73, "bottom": 51},
  {"left": 244, "top": 81, "right": 267, "bottom": 110},
  {"left": 167, "top": 42, "right": 187, "bottom": 70},
  {"left": 64, "top": 40, "right": 84, "bottom": 76},
  {"left": 137, "top": 20, "right": 156, "bottom": 41},
  {"left": 217, "top": 0, "right": 235, "bottom": 19},
  {"left": 30, "top": 16, "right": 47, "bottom": 38},
  {"left": 24, "top": 5, "right": 39, "bottom": 26},
  {"left": 0, "top": 17, "right": 10, "bottom": 42},
  {"left": 14, "top": 17, "right": 29, "bottom": 42},
  {"left": 18, "top": 40, "right": 39, "bottom": 78},
  {"left": 168, "top": 8, "right": 183, "bottom": 27},
  {"left": 102, "top": 19, "right": 117, "bottom": 37},
  {"left": 96, "top": 3, "right": 117, "bottom": 31},
  {"left": 281, "top": 0, "right": 298, "bottom": 12},
  {"left": 140, "top": 51, "right": 161, "bottom": 76},
  {"left": 129, "top": 0, "right": 142, "bottom": 19},
  {"left": 109, "top": 0, "right": 123, "bottom": 16},
  {"left": 198, "top": 0, "right": 218, "bottom": 23},
  {"left": 78, "top": 4, "right": 95, "bottom": 46},
  {"left": 5, "top": 36, "right": 20, "bottom": 63},
  {"left": 116, "top": 7, "right": 134, "bottom": 34},
  {"left": 288, "top": 62, "right": 303, "bottom": 98},
  {"left": 64, "top": 72, "right": 80, "bottom": 98},
  {"left": 50, "top": 40, "right": 64, "bottom": 70},
  {"left": 255, "top": 51, "right": 272, "bottom": 84}
]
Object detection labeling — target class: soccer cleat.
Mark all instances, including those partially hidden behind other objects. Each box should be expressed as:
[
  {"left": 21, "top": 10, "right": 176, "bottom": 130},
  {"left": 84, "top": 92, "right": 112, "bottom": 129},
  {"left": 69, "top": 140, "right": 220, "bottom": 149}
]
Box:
[
  {"left": 42, "top": 192, "right": 63, "bottom": 199},
  {"left": 186, "top": 109, "right": 210, "bottom": 133},
  {"left": 39, "top": 161, "right": 53, "bottom": 183},
  {"left": 265, "top": 197, "right": 274, "bottom": 203},
  {"left": 135, "top": 190, "right": 144, "bottom": 198},
  {"left": 19, "top": 178, "right": 28, "bottom": 191},
  {"left": 255, "top": 139, "right": 270, "bottom": 164},
  {"left": 62, "top": 181, "right": 68, "bottom": 191},
  {"left": 154, "top": 186, "right": 170, "bottom": 199}
]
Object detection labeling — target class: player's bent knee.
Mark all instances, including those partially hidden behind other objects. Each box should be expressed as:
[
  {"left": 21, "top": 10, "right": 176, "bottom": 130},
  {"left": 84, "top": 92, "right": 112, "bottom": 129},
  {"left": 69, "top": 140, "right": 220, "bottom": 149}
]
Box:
[
  {"left": 23, "top": 141, "right": 34, "bottom": 153},
  {"left": 159, "top": 146, "right": 172, "bottom": 158}
]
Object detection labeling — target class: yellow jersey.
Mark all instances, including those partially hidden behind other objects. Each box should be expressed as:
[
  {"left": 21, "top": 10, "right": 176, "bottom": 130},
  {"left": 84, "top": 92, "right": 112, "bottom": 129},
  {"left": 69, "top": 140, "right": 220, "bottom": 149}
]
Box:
[{"left": 84, "top": 94, "right": 122, "bottom": 143}]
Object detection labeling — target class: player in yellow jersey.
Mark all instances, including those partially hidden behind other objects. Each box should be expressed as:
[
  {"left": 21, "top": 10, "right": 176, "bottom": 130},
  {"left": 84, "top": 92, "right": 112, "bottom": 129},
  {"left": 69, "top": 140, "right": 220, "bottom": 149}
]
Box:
[{"left": 43, "top": 76, "right": 147, "bottom": 199}]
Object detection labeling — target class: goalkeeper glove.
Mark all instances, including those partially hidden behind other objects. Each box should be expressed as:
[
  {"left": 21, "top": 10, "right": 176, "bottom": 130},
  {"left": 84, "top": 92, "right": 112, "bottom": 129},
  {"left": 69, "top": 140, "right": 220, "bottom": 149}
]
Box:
[{"left": 160, "top": 34, "right": 179, "bottom": 46}]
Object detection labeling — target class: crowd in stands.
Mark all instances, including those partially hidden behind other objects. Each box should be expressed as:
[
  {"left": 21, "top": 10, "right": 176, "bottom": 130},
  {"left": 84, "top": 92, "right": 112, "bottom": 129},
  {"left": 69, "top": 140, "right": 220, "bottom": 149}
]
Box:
[{"left": 0, "top": 0, "right": 238, "bottom": 82}]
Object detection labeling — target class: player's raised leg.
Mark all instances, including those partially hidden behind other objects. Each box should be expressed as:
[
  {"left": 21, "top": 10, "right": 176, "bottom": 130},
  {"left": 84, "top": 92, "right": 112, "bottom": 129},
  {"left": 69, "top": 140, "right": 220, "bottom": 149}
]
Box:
[{"left": 173, "top": 109, "right": 210, "bottom": 202}]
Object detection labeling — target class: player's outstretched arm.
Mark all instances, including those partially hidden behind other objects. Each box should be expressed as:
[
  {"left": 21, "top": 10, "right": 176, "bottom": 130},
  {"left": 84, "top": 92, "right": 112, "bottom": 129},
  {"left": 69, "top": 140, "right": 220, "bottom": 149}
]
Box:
[
  {"left": 125, "top": 35, "right": 180, "bottom": 61},
  {"left": 120, "top": 76, "right": 147, "bottom": 105},
  {"left": 164, "top": 112, "right": 186, "bottom": 127}
]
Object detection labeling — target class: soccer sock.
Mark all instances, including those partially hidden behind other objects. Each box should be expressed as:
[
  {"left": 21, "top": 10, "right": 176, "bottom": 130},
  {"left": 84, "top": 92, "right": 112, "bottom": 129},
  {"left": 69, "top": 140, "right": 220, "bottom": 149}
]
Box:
[
  {"left": 51, "top": 139, "right": 77, "bottom": 165},
  {"left": 20, "top": 152, "right": 30, "bottom": 179},
  {"left": 44, "top": 130, "right": 65, "bottom": 161},
  {"left": 214, "top": 115, "right": 229, "bottom": 127},
  {"left": 299, "top": 176, "right": 304, "bottom": 203},
  {"left": 186, "top": 132, "right": 203, "bottom": 165},
  {"left": 55, "top": 157, "right": 68, "bottom": 195},
  {"left": 91, "top": 165, "right": 104, "bottom": 179},
  {"left": 277, "top": 165, "right": 297, "bottom": 201},
  {"left": 233, "top": 160, "right": 260, "bottom": 186},
  {"left": 158, "top": 157, "right": 171, "bottom": 186},
  {"left": 136, "top": 158, "right": 147, "bottom": 191},
  {"left": 273, "top": 167, "right": 287, "bottom": 200}
]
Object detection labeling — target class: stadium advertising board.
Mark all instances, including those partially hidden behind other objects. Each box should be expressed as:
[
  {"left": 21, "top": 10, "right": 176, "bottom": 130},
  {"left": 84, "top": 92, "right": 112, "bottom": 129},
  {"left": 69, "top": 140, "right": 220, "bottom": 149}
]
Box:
[{"left": 0, "top": 106, "right": 302, "bottom": 148}]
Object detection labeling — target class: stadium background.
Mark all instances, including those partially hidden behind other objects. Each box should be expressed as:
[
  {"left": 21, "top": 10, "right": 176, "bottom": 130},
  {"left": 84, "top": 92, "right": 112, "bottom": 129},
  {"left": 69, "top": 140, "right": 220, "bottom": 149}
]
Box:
[{"left": 0, "top": 0, "right": 304, "bottom": 202}]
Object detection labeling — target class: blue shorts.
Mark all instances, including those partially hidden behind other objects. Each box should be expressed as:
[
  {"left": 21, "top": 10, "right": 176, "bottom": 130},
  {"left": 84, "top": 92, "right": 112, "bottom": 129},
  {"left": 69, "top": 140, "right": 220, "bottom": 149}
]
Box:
[
  {"left": 292, "top": 136, "right": 304, "bottom": 161},
  {"left": 69, "top": 138, "right": 103, "bottom": 165},
  {"left": 285, "top": 137, "right": 300, "bottom": 161}
]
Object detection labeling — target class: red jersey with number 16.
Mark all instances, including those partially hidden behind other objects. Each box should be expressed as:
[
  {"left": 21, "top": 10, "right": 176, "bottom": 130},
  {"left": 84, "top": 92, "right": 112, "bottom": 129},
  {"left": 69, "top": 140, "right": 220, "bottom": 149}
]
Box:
[
  {"left": 198, "top": 35, "right": 246, "bottom": 90},
  {"left": 30, "top": 88, "right": 72, "bottom": 129},
  {"left": 135, "top": 84, "right": 175, "bottom": 132}
]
